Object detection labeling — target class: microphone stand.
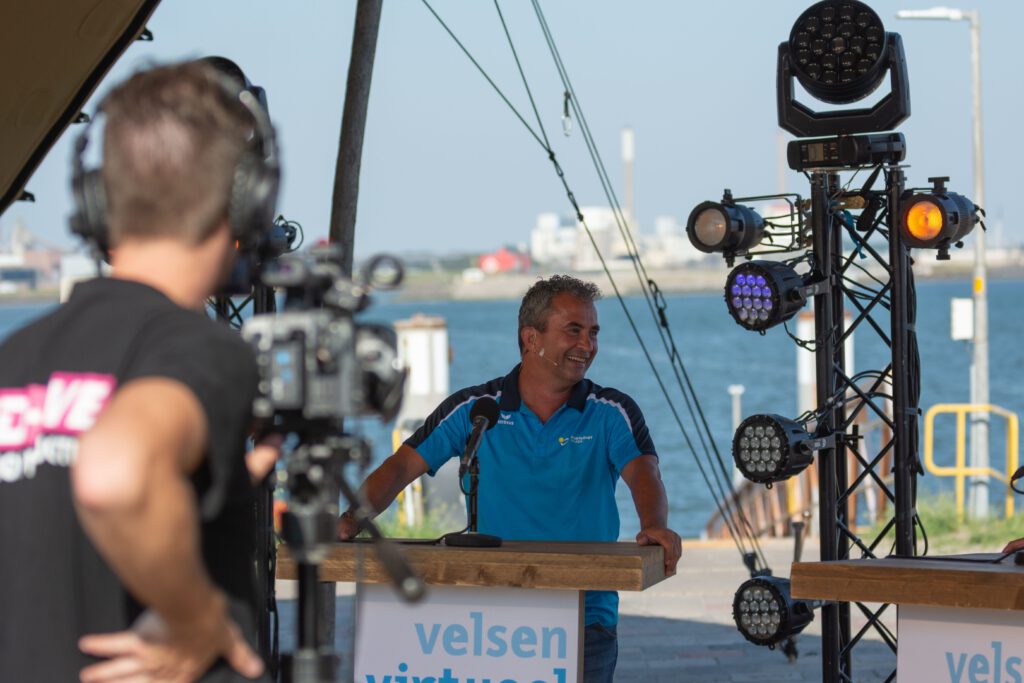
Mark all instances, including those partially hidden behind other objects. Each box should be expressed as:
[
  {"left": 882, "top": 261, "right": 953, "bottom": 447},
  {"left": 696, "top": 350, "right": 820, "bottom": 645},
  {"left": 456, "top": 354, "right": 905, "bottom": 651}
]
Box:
[{"left": 443, "top": 455, "right": 502, "bottom": 548}]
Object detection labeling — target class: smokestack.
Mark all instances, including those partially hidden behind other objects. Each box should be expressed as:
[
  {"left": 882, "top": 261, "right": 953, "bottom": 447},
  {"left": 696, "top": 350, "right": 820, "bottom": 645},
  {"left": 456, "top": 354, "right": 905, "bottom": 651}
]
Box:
[
  {"left": 777, "top": 130, "right": 787, "bottom": 195},
  {"left": 621, "top": 127, "right": 635, "bottom": 223}
]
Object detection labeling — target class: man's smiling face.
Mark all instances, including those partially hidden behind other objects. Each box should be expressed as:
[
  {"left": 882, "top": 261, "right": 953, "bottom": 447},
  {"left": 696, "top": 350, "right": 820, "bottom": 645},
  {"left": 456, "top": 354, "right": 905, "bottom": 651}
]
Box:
[{"left": 530, "top": 292, "right": 599, "bottom": 384}]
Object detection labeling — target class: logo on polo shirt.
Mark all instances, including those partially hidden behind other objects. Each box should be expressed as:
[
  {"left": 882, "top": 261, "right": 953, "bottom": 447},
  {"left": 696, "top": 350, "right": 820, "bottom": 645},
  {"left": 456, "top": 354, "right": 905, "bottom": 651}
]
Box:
[
  {"left": 498, "top": 412, "right": 515, "bottom": 426},
  {"left": 558, "top": 435, "right": 593, "bottom": 446}
]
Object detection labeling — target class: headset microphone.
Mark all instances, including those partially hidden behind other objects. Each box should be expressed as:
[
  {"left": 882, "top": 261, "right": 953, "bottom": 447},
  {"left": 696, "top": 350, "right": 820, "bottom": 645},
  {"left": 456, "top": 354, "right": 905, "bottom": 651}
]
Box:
[{"left": 537, "top": 347, "right": 560, "bottom": 367}]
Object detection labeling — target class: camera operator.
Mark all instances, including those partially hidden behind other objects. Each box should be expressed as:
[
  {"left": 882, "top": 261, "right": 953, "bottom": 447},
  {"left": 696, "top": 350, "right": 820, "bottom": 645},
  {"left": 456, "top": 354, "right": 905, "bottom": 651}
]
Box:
[{"left": 0, "top": 61, "right": 279, "bottom": 682}]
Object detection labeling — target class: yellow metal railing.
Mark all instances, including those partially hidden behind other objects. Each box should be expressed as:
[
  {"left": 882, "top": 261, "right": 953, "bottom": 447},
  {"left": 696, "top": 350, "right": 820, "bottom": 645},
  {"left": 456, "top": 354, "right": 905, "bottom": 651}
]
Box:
[
  {"left": 923, "top": 403, "right": 1020, "bottom": 520},
  {"left": 393, "top": 427, "right": 424, "bottom": 528}
]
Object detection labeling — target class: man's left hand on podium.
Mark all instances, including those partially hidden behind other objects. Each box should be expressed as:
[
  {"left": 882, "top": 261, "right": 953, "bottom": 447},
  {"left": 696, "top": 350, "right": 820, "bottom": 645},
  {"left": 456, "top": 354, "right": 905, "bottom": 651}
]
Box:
[
  {"left": 636, "top": 527, "right": 682, "bottom": 576},
  {"left": 1002, "top": 537, "right": 1024, "bottom": 554}
]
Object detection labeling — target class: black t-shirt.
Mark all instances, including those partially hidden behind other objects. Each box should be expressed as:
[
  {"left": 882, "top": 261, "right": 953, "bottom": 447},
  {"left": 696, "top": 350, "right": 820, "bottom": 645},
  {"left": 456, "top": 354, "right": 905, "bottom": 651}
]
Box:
[{"left": 0, "top": 278, "right": 264, "bottom": 682}]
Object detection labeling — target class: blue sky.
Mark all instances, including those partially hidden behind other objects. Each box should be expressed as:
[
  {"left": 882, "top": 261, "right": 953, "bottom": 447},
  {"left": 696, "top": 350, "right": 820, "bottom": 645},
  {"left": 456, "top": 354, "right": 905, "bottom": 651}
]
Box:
[{"left": 3, "top": 0, "right": 1021, "bottom": 256}]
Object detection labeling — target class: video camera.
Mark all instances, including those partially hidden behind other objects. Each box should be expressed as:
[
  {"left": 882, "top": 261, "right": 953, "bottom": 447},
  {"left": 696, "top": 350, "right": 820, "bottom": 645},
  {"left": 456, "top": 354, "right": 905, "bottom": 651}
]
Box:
[
  {"left": 242, "top": 245, "right": 422, "bottom": 683},
  {"left": 241, "top": 244, "right": 406, "bottom": 430}
]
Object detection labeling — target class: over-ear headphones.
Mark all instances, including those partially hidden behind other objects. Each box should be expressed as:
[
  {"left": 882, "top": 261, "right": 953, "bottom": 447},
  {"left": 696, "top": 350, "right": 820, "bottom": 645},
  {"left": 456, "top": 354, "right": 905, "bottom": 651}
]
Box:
[{"left": 70, "top": 59, "right": 280, "bottom": 258}]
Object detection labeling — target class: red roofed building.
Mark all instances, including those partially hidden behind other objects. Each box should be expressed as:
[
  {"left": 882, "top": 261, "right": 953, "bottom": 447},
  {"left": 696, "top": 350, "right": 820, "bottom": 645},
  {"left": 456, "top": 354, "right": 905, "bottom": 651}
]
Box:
[{"left": 478, "top": 246, "right": 531, "bottom": 274}]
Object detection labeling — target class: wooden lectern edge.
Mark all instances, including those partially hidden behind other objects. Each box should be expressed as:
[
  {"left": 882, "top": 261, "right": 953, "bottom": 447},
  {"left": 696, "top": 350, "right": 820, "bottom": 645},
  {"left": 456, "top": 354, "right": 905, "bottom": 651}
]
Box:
[
  {"left": 276, "top": 541, "right": 668, "bottom": 592},
  {"left": 790, "top": 557, "right": 1024, "bottom": 612}
]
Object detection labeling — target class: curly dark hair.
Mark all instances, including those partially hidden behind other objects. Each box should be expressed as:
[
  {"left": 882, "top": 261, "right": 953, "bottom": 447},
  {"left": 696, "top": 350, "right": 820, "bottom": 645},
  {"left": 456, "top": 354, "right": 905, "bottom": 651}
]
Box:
[{"left": 517, "top": 275, "right": 601, "bottom": 353}]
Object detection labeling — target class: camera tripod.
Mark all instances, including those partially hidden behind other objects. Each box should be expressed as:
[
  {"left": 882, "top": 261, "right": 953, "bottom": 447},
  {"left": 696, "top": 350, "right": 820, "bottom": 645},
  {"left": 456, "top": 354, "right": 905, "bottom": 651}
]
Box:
[{"left": 278, "top": 432, "right": 424, "bottom": 683}]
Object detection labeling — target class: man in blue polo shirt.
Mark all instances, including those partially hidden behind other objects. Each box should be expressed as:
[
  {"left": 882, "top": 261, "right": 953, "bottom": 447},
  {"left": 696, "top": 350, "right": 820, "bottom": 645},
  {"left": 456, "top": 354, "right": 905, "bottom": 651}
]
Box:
[{"left": 338, "top": 274, "right": 682, "bottom": 682}]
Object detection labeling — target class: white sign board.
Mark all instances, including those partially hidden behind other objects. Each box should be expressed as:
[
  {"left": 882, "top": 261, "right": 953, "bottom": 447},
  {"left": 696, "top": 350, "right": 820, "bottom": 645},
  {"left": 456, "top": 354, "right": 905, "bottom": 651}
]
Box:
[
  {"left": 353, "top": 584, "right": 581, "bottom": 683},
  {"left": 951, "top": 297, "right": 974, "bottom": 341},
  {"left": 898, "top": 604, "right": 1024, "bottom": 683}
]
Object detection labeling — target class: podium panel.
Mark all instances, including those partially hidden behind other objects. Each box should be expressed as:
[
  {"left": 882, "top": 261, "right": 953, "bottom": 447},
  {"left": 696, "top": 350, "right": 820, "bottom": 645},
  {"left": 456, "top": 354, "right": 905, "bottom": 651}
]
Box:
[
  {"left": 898, "top": 604, "right": 1024, "bottom": 683},
  {"left": 355, "top": 584, "right": 581, "bottom": 683}
]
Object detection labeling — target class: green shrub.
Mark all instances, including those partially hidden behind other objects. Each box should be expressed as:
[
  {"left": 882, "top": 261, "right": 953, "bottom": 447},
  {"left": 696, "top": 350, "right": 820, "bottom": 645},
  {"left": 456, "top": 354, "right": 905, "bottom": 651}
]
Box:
[{"left": 864, "top": 495, "right": 1024, "bottom": 554}]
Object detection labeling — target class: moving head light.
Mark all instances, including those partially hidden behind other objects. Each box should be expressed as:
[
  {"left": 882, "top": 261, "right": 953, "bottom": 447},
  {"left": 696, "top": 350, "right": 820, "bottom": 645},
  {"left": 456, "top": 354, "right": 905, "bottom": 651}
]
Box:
[{"left": 778, "top": 0, "right": 911, "bottom": 139}]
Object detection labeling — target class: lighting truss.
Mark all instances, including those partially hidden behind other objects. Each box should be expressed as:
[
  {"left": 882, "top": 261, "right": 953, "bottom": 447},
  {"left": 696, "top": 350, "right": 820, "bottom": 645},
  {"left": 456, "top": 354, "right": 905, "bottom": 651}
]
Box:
[{"left": 802, "top": 162, "right": 920, "bottom": 683}]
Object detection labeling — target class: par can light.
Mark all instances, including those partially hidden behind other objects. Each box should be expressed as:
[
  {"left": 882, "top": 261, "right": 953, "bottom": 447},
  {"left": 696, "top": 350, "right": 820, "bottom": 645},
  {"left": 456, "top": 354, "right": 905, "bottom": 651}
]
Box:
[
  {"left": 686, "top": 195, "right": 765, "bottom": 257},
  {"left": 725, "top": 260, "right": 808, "bottom": 332},
  {"left": 733, "top": 414, "right": 814, "bottom": 485},
  {"left": 900, "top": 178, "right": 979, "bottom": 256},
  {"left": 733, "top": 576, "right": 817, "bottom": 647}
]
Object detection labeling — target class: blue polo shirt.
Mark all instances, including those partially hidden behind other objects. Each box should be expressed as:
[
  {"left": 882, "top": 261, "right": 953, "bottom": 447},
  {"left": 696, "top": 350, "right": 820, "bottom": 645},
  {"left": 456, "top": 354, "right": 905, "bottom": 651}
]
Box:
[{"left": 406, "top": 364, "right": 657, "bottom": 627}]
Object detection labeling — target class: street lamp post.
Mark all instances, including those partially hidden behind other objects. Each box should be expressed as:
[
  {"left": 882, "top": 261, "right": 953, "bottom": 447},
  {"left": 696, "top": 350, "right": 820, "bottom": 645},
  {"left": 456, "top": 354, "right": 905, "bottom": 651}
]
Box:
[
  {"left": 896, "top": 6, "right": 989, "bottom": 519},
  {"left": 728, "top": 384, "right": 745, "bottom": 489}
]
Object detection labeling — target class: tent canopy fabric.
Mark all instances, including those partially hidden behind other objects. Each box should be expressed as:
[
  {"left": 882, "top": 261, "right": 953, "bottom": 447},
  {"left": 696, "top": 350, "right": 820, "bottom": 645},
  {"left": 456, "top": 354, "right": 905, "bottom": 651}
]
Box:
[{"left": 0, "top": 0, "right": 162, "bottom": 217}]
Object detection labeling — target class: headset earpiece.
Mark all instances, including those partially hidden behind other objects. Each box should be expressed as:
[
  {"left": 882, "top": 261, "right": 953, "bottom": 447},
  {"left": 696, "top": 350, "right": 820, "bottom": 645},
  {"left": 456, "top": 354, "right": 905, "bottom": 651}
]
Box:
[
  {"left": 225, "top": 87, "right": 279, "bottom": 246},
  {"left": 70, "top": 159, "right": 109, "bottom": 256}
]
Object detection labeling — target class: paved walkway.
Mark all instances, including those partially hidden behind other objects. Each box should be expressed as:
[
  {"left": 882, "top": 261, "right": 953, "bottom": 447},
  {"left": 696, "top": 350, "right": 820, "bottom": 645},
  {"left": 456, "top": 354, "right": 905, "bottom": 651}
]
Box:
[{"left": 277, "top": 539, "right": 897, "bottom": 682}]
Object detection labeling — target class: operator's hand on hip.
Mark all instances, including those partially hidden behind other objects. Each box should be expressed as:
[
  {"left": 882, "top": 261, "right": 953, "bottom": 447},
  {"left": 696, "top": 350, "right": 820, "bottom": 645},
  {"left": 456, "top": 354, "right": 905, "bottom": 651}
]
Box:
[
  {"left": 636, "top": 526, "right": 682, "bottom": 576},
  {"left": 337, "top": 510, "right": 360, "bottom": 541},
  {"left": 1003, "top": 537, "right": 1024, "bottom": 554},
  {"left": 78, "top": 593, "right": 263, "bottom": 683}
]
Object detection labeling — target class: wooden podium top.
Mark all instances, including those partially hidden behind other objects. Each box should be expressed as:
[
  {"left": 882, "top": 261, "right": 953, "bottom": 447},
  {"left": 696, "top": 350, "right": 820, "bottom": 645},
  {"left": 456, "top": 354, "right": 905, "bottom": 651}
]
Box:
[
  {"left": 277, "top": 540, "right": 667, "bottom": 592},
  {"left": 791, "top": 554, "right": 1024, "bottom": 611}
]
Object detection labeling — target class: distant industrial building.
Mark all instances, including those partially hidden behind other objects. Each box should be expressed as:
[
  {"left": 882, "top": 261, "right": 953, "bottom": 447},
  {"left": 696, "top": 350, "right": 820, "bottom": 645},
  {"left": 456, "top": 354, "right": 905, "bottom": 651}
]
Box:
[
  {"left": 0, "top": 220, "right": 64, "bottom": 292},
  {"left": 529, "top": 208, "right": 706, "bottom": 271}
]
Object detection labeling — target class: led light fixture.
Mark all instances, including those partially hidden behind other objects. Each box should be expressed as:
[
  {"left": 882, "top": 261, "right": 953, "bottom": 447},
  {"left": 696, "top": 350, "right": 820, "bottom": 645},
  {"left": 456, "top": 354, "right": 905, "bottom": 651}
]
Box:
[
  {"left": 900, "top": 177, "right": 979, "bottom": 258},
  {"left": 686, "top": 192, "right": 764, "bottom": 260},
  {"left": 725, "top": 260, "right": 809, "bottom": 332},
  {"left": 733, "top": 414, "right": 814, "bottom": 485},
  {"left": 733, "top": 576, "right": 818, "bottom": 647},
  {"left": 777, "top": 0, "right": 910, "bottom": 138},
  {"left": 789, "top": 1, "right": 889, "bottom": 104}
]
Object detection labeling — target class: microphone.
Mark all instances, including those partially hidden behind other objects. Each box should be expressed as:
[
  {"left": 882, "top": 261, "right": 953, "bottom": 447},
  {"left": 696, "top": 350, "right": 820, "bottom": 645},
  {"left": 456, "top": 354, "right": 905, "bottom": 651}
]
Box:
[
  {"left": 445, "top": 396, "right": 503, "bottom": 548},
  {"left": 459, "top": 397, "right": 500, "bottom": 476}
]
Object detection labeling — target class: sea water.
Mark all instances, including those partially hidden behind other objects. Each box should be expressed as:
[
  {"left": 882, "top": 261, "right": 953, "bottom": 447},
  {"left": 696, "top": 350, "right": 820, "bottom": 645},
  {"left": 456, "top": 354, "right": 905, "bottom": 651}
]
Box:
[{"left": 2, "top": 278, "right": 1021, "bottom": 537}]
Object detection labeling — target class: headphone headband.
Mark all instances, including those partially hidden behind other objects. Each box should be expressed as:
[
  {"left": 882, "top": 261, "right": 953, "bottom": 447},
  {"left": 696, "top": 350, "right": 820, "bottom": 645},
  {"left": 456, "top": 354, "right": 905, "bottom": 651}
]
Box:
[{"left": 70, "top": 61, "right": 281, "bottom": 258}]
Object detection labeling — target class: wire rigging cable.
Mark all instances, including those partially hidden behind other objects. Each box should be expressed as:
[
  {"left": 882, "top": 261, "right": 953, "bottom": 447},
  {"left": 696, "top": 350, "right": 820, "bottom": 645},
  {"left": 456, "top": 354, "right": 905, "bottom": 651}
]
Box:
[
  {"left": 517, "top": 0, "right": 766, "bottom": 567},
  {"left": 526, "top": 0, "right": 768, "bottom": 570},
  {"left": 420, "top": 0, "right": 769, "bottom": 572}
]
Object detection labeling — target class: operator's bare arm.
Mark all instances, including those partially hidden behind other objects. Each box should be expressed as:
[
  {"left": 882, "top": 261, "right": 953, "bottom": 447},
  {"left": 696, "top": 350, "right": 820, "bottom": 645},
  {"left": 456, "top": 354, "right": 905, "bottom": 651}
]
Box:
[
  {"left": 73, "top": 378, "right": 262, "bottom": 682},
  {"left": 337, "top": 444, "right": 430, "bottom": 540},
  {"left": 620, "top": 454, "right": 682, "bottom": 575}
]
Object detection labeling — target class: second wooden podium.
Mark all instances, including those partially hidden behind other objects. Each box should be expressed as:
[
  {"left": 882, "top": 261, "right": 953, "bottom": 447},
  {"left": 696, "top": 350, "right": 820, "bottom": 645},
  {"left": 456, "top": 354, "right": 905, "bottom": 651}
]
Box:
[{"left": 791, "top": 553, "right": 1024, "bottom": 683}]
